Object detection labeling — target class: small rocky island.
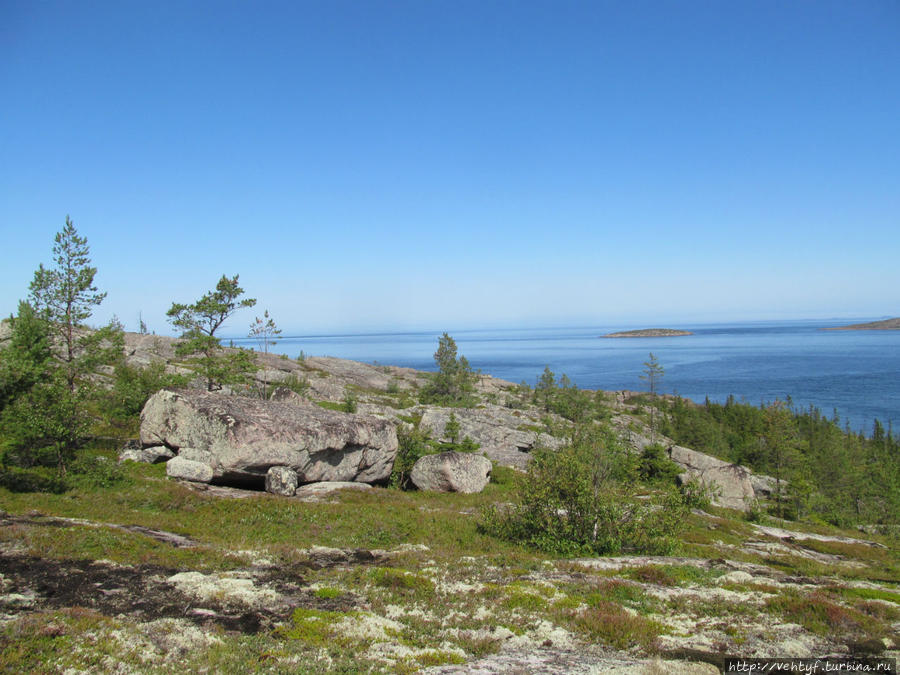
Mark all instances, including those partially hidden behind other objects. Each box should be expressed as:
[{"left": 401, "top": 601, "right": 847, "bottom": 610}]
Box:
[
  {"left": 824, "top": 317, "right": 900, "bottom": 331},
  {"left": 601, "top": 328, "right": 693, "bottom": 338}
]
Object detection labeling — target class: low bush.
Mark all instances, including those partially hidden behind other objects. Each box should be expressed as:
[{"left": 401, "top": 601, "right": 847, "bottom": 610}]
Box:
[
  {"left": 479, "top": 425, "right": 689, "bottom": 555},
  {"left": 0, "top": 465, "right": 68, "bottom": 493},
  {"left": 637, "top": 443, "right": 681, "bottom": 485}
]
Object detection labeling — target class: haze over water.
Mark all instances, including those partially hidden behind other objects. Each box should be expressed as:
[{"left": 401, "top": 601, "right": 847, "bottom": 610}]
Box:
[{"left": 232, "top": 319, "right": 900, "bottom": 436}]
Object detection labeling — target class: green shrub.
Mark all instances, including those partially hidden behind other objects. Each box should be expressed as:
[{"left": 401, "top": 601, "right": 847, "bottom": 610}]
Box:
[
  {"left": 68, "top": 455, "right": 128, "bottom": 489},
  {"left": 106, "top": 361, "right": 189, "bottom": 424},
  {"left": 341, "top": 390, "right": 358, "bottom": 413},
  {"left": 278, "top": 373, "right": 310, "bottom": 398},
  {"left": 637, "top": 443, "right": 681, "bottom": 485},
  {"left": 479, "top": 425, "right": 688, "bottom": 555},
  {"left": 679, "top": 476, "right": 716, "bottom": 510}
]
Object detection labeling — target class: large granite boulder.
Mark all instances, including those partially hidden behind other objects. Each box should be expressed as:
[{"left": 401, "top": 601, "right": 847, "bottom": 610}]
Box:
[
  {"left": 410, "top": 452, "right": 492, "bottom": 493},
  {"left": 669, "top": 445, "right": 755, "bottom": 511},
  {"left": 141, "top": 389, "right": 398, "bottom": 487}
]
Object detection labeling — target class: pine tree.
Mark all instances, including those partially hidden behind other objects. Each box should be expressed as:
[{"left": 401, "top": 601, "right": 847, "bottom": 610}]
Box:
[
  {"left": 0, "top": 302, "right": 51, "bottom": 413},
  {"left": 248, "top": 309, "right": 282, "bottom": 399},
  {"left": 28, "top": 217, "right": 120, "bottom": 391},
  {"left": 5, "top": 218, "right": 121, "bottom": 473},
  {"left": 422, "top": 333, "right": 475, "bottom": 405},
  {"left": 762, "top": 400, "right": 800, "bottom": 519},
  {"left": 640, "top": 353, "right": 665, "bottom": 441},
  {"left": 167, "top": 275, "right": 256, "bottom": 391}
]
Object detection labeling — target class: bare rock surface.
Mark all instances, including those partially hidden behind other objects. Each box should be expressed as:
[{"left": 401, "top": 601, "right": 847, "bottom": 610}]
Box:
[
  {"left": 749, "top": 472, "right": 779, "bottom": 498},
  {"left": 419, "top": 405, "right": 562, "bottom": 469},
  {"left": 410, "top": 452, "right": 492, "bottom": 493},
  {"left": 141, "top": 389, "right": 398, "bottom": 487},
  {"left": 304, "top": 356, "right": 420, "bottom": 392},
  {"left": 425, "top": 652, "right": 718, "bottom": 674},
  {"left": 750, "top": 524, "right": 887, "bottom": 548}
]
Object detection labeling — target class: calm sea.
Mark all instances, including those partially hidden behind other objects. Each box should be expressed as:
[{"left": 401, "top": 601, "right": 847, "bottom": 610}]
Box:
[{"left": 232, "top": 319, "right": 900, "bottom": 435}]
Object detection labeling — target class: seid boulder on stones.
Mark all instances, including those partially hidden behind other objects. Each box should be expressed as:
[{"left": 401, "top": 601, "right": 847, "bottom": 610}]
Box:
[
  {"left": 141, "top": 389, "right": 398, "bottom": 488},
  {"left": 410, "top": 452, "right": 492, "bottom": 494},
  {"left": 265, "top": 466, "right": 298, "bottom": 496}
]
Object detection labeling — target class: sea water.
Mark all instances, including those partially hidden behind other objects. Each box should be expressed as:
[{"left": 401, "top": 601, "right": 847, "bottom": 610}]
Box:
[{"left": 232, "top": 319, "right": 900, "bottom": 435}]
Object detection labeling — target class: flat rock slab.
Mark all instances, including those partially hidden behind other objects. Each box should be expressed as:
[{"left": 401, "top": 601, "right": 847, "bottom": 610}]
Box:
[
  {"left": 141, "top": 389, "right": 398, "bottom": 486},
  {"left": 294, "top": 481, "right": 373, "bottom": 500},
  {"left": 751, "top": 524, "right": 887, "bottom": 548}
]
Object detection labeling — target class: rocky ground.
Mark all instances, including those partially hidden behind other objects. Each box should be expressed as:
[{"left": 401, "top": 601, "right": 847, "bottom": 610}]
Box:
[{"left": 0, "top": 332, "right": 898, "bottom": 672}]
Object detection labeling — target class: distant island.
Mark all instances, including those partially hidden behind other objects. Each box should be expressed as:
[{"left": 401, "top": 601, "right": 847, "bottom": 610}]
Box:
[
  {"left": 823, "top": 317, "right": 900, "bottom": 331},
  {"left": 601, "top": 328, "right": 693, "bottom": 338}
]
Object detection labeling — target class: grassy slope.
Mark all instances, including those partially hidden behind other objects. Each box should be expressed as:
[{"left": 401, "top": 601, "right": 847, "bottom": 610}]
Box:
[{"left": 1, "top": 450, "right": 898, "bottom": 674}]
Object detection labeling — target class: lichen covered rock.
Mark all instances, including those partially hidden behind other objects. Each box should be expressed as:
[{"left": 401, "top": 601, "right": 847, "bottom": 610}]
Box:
[
  {"left": 141, "top": 389, "right": 398, "bottom": 487},
  {"left": 410, "top": 452, "right": 492, "bottom": 493}
]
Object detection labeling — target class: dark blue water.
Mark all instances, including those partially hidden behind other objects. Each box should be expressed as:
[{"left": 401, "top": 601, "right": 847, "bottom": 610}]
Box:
[{"left": 231, "top": 319, "right": 900, "bottom": 434}]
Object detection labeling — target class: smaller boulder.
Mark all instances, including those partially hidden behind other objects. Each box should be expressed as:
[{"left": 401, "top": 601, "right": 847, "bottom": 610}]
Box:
[
  {"left": 410, "top": 452, "right": 492, "bottom": 494},
  {"left": 119, "top": 444, "right": 174, "bottom": 464},
  {"left": 167, "top": 457, "right": 214, "bottom": 483},
  {"left": 265, "top": 466, "right": 298, "bottom": 496}
]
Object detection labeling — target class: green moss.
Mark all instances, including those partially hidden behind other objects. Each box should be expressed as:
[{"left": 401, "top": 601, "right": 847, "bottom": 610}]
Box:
[
  {"left": 281, "top": 608, "right": 355, "bottom": 647},
  {"left": 370, "top": 567, "right": 435, "bottom": 600},
  {"left": 313, "top": 586, "right": 343, "bottom": 600},
  {"left": 417, "top": 650, "right": 466, "bottom": 667}
]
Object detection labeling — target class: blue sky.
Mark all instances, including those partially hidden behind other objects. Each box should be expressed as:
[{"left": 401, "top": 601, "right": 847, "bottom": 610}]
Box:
[{"left": 2, "top": 1, "right": 898, "bottom": 336}]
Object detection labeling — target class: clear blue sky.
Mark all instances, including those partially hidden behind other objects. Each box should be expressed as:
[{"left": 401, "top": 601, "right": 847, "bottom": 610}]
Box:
[{"left": 2, "top": 1, "right": 898, "bottom": 336}]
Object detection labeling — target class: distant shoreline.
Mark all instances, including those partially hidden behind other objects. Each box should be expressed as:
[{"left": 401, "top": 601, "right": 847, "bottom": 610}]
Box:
[
  {"left": 600, "top": 328, "right": 693, "bottom": 338},
  {"left": 823, "top": 318, "right": 900, "bottom": 331}
]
